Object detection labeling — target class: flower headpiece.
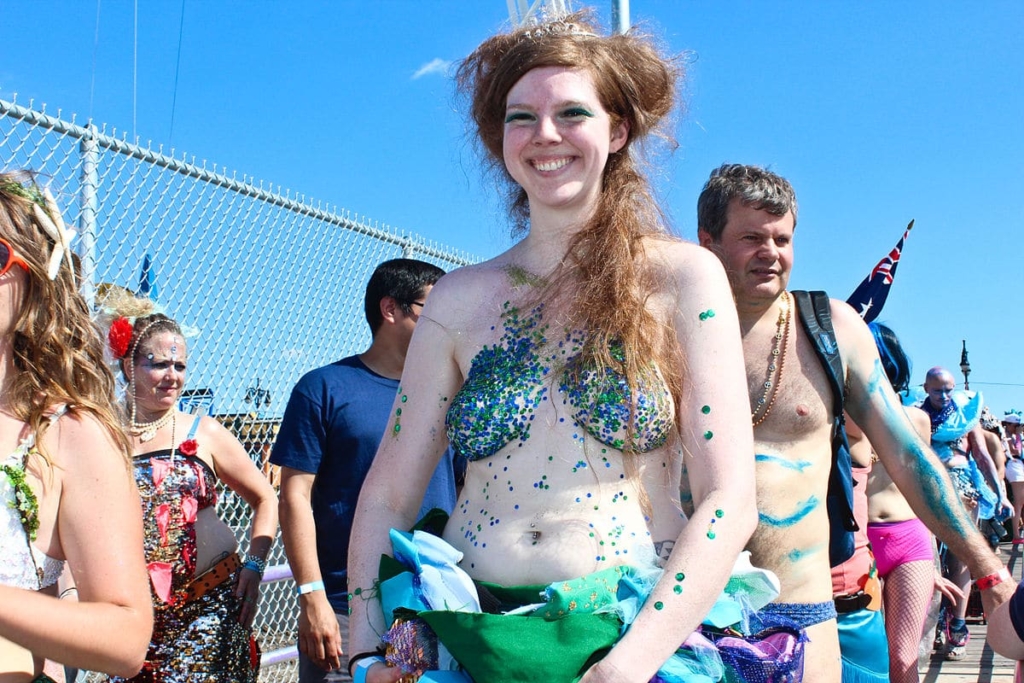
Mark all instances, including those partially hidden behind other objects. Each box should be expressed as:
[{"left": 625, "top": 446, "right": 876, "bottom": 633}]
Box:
[
  {"left": 95, "top": 286, "right": 199, "bottom": 362},
  {"left": 980, "top": 407, "right": 1003, "bottom": 435},
  {"left": 0, "top": 177, "right": 78, "bottom": 285},
  {"left": 108, "top": 317, "right": 135, "bottom": 359}
]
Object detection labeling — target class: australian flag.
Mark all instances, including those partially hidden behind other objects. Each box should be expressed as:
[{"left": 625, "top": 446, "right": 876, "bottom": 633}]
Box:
[{"left": 846, "top": 220, "right": 914, "bottom": 323}]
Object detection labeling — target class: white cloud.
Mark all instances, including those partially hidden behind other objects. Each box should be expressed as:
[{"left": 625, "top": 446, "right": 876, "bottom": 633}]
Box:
[{"left": 412, "top": 58, "right": 452, "bottom": 80}]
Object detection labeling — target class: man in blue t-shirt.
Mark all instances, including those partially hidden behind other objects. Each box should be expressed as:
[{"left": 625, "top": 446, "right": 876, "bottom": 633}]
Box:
[{"left": 272, "top": 258, "right": 454, "bottom": 683}]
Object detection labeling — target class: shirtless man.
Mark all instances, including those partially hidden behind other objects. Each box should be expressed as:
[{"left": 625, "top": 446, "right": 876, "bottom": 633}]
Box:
[
  {"left": 695, "top": 163, "right": 1012, "bottom": 680},
  {"left": 918, "top": 367, "right": 1011, "bottom": 659}
]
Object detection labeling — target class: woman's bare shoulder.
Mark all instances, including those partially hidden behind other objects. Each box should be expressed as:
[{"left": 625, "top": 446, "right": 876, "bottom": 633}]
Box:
[
  {"left": 42, "top": 407, "right": 127, "bottom": 477},
  {"left": 642, "top": 236, "right": 732, "bottom": 301},
  {"left": 47, "top": 407, "right": 119, "bottom": 449},
  {"left": 645, "top": 236, "right": 725, "bottom": 275},
  {"left": 193, "top": 413, "right": 242, "bottom": 450},
  {"left": 424, "top": 257, "right": 521, "bottom": 326}
]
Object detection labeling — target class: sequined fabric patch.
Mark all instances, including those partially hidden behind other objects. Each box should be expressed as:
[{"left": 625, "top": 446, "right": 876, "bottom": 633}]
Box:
[
  {"left": 100, "top": 576, "right": 260, "bottom": 682},
  {"left": 133, "top": 450, "right": 218, "bottom": 607},
  {"left": 384, "top": 617, "right": 439, "bottom": 680}
]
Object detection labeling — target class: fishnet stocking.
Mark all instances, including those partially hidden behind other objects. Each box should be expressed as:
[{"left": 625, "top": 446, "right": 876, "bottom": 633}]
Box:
[{"left": 883, "top": 560, "right": 935, "bottom": 683}]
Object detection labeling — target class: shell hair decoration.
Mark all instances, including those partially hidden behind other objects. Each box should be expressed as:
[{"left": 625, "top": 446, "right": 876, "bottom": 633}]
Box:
[{"left": 0, "top": 177, "right": 78, "bottom": 285}]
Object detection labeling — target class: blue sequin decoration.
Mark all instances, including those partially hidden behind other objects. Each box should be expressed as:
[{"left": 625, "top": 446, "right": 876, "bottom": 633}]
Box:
[
  {"left": 446, "top": 303, "right": 549, "bottom": 461},
  {"left": 446, "top": 303, "right": 673, "bottom": 461}
]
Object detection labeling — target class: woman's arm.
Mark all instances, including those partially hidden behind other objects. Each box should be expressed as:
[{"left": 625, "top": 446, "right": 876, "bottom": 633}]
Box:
[
  {"left": 0, "top": 411, "right": 152, "bottom": 676},
  {"left": 204, "top": 417, "right": 279, "bottom": 627},
  {"left": 347, "top": 280, "right": 465, "bottom": 682},
  {"left": 584, "top": 245, "right": 758, "bottom": 683}
]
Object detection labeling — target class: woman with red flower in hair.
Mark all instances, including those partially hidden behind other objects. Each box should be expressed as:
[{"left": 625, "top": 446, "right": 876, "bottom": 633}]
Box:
[{"left": 100, "top": 308, "right": 277, "bottom": 682}]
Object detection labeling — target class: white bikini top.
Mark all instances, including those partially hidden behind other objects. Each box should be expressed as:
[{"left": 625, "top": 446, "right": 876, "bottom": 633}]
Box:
[{"left": 0, "top": 412, "right": 66, "bottom": 590}]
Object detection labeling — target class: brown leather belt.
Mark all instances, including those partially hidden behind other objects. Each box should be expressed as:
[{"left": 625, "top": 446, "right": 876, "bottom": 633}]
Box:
[{"left": 184, "top": 552, "right": 240, "bottom": 603}]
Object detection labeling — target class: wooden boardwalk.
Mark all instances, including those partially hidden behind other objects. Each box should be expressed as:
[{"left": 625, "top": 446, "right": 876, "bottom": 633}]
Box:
[{"left": 922, "top": 542, "right": 1021, "bottom": 682}]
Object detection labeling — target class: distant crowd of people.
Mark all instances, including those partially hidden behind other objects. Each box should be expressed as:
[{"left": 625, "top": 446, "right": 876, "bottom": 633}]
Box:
[{"left": 4, "top": 10, "right": 1024, "bottom": 683}]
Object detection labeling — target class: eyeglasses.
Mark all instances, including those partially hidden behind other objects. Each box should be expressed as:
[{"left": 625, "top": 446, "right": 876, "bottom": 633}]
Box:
[
  {"left": 0, "top": 238, "right": 29, "bottom": 277},
  {"left": 406, "top": 301, "right": 425, "bottom": 310}
]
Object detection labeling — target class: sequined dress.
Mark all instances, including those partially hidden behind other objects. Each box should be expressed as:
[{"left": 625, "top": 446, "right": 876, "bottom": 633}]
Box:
[{"left": 108, "top": 424, "right": 259, "bottom": 682}]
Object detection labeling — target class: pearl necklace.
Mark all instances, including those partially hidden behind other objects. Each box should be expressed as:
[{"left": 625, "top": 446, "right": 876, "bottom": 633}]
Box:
[
  {"left": 128, "top": 409, "right": 175, "bottom": 442},
  {"left": 752, "top": 291, "right": 791, "bottom": 427}
]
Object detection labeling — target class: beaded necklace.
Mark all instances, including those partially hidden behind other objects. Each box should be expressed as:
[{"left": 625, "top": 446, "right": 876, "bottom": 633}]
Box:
[
  {"left": 922, "top": 397, "right": 956, "bottom": 434},
  {"left": 128, "top": 409, "right": 175, "bottom": 443},
  {"left": 752, "top": 291, "right": 791, "bottom": 427}
]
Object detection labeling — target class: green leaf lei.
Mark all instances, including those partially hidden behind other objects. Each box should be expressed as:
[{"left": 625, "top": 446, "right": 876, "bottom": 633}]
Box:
[{"left": 2, "top": 457, "right": 41, "bottom": 542}]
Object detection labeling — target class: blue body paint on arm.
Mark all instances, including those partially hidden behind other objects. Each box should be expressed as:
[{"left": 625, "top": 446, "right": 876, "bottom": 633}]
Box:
[{"left": 861, "top": 359, "right": 971, "bottom": 536}]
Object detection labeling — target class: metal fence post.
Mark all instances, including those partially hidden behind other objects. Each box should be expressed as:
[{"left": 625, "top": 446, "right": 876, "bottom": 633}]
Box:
[{"left": 78, "top": 123, "right": 100, "bottom": 308}]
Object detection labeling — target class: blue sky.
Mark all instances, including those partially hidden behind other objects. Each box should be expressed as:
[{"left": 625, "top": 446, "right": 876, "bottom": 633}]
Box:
[{"left": 2, "top": 0, "right": 1022, "bottom": 414}]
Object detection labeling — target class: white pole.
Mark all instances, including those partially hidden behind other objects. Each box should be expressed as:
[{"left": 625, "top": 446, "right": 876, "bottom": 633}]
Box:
[{"left": 611, "top": 0, "right": 630, "bottom": 34}]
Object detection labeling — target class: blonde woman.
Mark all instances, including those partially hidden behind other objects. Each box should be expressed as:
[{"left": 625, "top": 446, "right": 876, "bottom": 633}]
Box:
[
  {"left": 100, "top": 307, "right": 277, "bottom": 681},
  {"left": 0, "top": 172, "right": 152, "bottom": 682}
]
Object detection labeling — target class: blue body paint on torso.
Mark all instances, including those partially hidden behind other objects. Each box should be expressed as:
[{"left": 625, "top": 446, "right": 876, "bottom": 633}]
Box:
[
  {"left": 755, "top": 453, "right": 812, "bottom": 472},
  {"left": 786, "top": 543, "right": 825, "bottom": 563},
  {"left": 759, "top": 496, "right": 819, "bottom": 527}
]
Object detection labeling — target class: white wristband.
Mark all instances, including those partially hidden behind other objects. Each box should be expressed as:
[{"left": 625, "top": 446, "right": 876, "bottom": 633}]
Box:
[{"left": 353, "top": 655, "right": 385, "bottom": 683}]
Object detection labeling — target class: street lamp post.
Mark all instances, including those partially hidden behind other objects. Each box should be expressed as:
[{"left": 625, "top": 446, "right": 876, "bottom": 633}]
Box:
[
  {"left": 244, "top": 378, "right": 271, "bottom": 415},
  {"left": 959, "top": 340, "right": 971, "bottom": 391}
]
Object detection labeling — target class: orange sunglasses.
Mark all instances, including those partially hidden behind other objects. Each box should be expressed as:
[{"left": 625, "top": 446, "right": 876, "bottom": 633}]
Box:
[{"left": 0, "top": 238, "right": 29, "bottom": 276}]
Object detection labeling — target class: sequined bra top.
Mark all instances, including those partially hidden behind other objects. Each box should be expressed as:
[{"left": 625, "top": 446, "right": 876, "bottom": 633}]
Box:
[
  {"left": 133, "top": 416, "right": 219, "bottom": 606},
  {"left": 446, "top": 304, "right": 674, "bottom": 462},
  {"left": 0, "top": 409, "right": 67, "bottom": 590}
]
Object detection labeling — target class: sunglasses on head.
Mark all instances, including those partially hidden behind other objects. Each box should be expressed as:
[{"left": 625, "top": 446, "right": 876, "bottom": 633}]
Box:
[{"left": 0, "top": 238, "right": 29, "bottom": 277}]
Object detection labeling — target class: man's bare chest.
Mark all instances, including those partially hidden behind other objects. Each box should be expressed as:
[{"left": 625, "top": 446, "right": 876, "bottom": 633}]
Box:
[{"left": 744, "top": 324, "right": 833, "bottom": 440}]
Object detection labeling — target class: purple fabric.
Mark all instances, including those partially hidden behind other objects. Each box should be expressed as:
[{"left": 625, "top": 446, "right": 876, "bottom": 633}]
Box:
[{"left": 702, "top": 625, "right": 807, "bottom": 683}]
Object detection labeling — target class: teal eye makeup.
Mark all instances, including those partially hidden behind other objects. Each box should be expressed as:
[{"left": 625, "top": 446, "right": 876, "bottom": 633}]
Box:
[
  {"left": 562, "top": 107, "right": 595, "bottom": 118},
  {"left": 504, "top": 111, "right": 535, "bottom": 124}
]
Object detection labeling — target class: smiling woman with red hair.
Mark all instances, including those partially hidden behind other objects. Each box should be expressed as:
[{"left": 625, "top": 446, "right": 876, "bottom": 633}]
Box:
[{"left": 346, "top": 11, "right": 757, "bottom": 683}]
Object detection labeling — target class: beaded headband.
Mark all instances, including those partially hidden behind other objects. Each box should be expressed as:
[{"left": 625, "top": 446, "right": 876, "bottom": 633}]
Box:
[{"left": 0, "top": 178, "right": 78, "bottom": 285}]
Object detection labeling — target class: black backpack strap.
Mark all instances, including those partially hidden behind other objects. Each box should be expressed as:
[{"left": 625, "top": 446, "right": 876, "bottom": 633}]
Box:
[
  {"left": 794, "top": 291, "right": 845, "bottom": 414},
  {"left": 791, "top": 290, "right": 859, "bottom": 567}
]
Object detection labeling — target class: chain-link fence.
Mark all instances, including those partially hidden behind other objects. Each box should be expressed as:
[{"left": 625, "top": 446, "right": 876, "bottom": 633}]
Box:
[{"left": 0, "top": 97, "right": 480, "bottom": 682}]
